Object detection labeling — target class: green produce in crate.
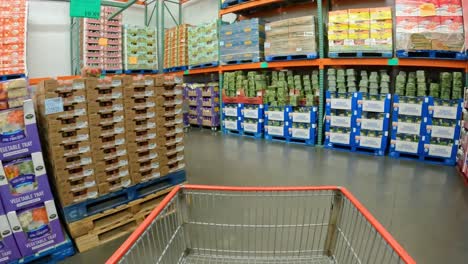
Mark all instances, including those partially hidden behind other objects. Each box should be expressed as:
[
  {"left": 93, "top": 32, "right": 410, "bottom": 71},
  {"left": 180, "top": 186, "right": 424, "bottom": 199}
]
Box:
[
  {"left": 328, "top": 68, "right": 336, "bottom": 75},
  {"left": 381, "top": 73, "right": 390, "bottom": 83},
  {"left": 406, "top": 82, "right": 416, "bottom": 97},
  {"left": 369, "top": 88, "right": 379, "bottom": 95},
  {"left": 346, "top": 69, "right": 355, "bottom": 76},
  {"left": 369, "top": 72, "right": 379, "bottom": 83},
  {"left": 359, "top": 79, "right": 368, "bottom": 87}
]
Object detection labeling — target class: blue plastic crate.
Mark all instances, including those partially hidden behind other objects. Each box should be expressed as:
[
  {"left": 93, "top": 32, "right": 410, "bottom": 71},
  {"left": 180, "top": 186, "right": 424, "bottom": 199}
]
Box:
[
  {"left": 223, "top": 118, "right": 242, "bottom": 132},
  {"left": 242, "top": 104, "right": 265, "bottom": 120},
  {"left": 325, "top": 91, "right": 356, "bottom": 115},
  {"left": 13, "top": 237, "right": 75, "bottom": 264},
  {"left": 241, "top": 119, "right": 264, "bottom": 134},
  {"left": 324, "top": 129, "right": 355, "bottom": 149},
  {"left": 289, "top": 124, "right": 317, "bottom": 146},
  {"left": 265, "top": 122, "right": 290, "bottom": 139},
  {"left": 289, "top": 106, "right": 318, "bottom": 124},
  {"left": 222, "top": 103, "right": 243, "bottom": 118},
  {"left": 392, "top": 95, "right": 430, "bottom": 120},
  {"left": 265, "top": 105, "right": 293, "bottom": 122}
]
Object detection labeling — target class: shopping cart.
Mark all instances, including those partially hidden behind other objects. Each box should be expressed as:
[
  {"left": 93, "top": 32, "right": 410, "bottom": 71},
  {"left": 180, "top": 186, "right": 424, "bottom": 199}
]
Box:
[{"left": 107, "top": 185, "right": 416, "bottom": 264}]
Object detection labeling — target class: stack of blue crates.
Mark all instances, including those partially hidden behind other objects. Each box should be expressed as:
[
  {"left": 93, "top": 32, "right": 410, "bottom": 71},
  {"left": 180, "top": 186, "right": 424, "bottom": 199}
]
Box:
[
  {"left": 265, "top": 105, "right": 293, "bottom": 141},
  {"left": 241, "top": 104, "right": 264, "bottom": 138},
  {"left": 222, "top": 103, "right": 243, "bottom": 133},
  {"left": 389, "top": 95, "right": 429, "bottom": 159},
  {"left": 354, "top": 93, "right": 392, "bottom": 156},
  {"left": 289, "top": 106, "right": 318, "bottom": 145},
  {"left": 423, "top": 98, "right": 463, "bottom": 165},
  {"left": 324, "top": 91, "right": 356, "bottom": 149}
]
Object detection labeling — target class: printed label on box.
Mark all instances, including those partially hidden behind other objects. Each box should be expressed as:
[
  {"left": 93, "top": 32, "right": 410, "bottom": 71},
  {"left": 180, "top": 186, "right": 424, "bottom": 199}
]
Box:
[
  {"left": 359, "top": 136, "right": 382, "bottom": 149},
  {"left": 433, "top": 106, "right": 458, "bottom": 119},
  {"left": 292, "top": 112, "right": 311, "bottom": 123},
  {"left": 331, "top": 116, "right": 352, "bottom": 127},
  {"left": 111, "top": 80, "right": 122, "bottom": 87},
  {"left": 44, "top": 98, "right": 64, "bottom": 115},
  {"left": 292, "top": 128, "right": 310, "bottom": 139},
  {"left": 428, "top": 144, "right": 452, "bottom": 158},
  {"left": 73, "top": 81, "right": 85, "bottom": 90},
  {"left": 361, "top": 119, "right": 384, "bottom": 131},
  {"left": 362, "top": 100, "right": 385, "bottom": 112},
  {"left": 395, "top": 140, "right": 419, "bottom": 153},
  {"left": 224, "top": 108, "right": 238, "bottom": 117},
  {"left": 243, "top": 123, "right": 257, "bottom": 133},
  {"left": 145, "top": 79, "right": 154, "bottom": 86},
  {"left": 330, "top": 132, "right": 350, "bottom": 145},
  {"left": 397, "top": 122, "right": 421, "bottom": 135},
  {"left": 268, "top": 126, "right": 284, "bottom": 136},
  {"left": 224, "top": 121, "right": 238, "bottom": 130},
  {"left": 431, "top": 125, "right": 455, "bottom": 139},
  {"left": 243, "top": 109, "right": 259, "bottom": 119},
  {"left": 331, "top": 98, "right": 352, "bottom": 110},
  {"left": 398, "top": 103, "right": 422, "bottom": 116},
  {"left": 268, "top": 111, "right": 285, "bottom": 121}
]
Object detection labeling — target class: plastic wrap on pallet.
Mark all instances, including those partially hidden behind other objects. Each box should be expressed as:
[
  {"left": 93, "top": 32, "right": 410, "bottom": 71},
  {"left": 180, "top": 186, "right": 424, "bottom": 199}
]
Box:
[
  {"left": 265, "top": 16, "right": 317, "bottom": 58},
  {"left": 188, "top": 21, "right": 219, "bottom": 67},
  {"left": 220, "top": 18, "right": 265, "bottom": 63}
]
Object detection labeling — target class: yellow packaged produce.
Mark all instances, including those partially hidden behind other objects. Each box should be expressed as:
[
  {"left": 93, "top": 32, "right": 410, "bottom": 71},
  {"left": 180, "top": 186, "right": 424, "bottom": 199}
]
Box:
[
  {"left": 370, "top": 7, "right": 392, "bottom": 20},
  {"left": 348, "top": 8, "right": 370, "bottom": 22}
]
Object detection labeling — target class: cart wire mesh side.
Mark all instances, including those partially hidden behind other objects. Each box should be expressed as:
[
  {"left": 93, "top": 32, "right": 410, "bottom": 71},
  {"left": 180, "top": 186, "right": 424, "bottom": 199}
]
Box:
[{"left": 107, "top": 185, "right": 416, "bottom": 264}]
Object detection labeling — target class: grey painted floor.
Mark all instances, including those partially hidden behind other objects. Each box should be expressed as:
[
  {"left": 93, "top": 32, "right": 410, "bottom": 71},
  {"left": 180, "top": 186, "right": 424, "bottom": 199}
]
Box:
[{"left": 64, "top": 129, "right": 468, "bottom": 263}]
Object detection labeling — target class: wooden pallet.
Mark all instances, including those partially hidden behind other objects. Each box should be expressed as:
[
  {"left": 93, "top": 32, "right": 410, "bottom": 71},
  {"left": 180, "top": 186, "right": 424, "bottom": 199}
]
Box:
[{"left": 69, "top": 183, "right": 184, "bottom": 252}]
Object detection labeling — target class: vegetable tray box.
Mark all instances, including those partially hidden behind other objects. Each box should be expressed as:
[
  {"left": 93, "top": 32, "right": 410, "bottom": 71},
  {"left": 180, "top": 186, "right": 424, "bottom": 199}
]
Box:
[{"left": 0, "top": 100, "right": 41, "bottom": 161}]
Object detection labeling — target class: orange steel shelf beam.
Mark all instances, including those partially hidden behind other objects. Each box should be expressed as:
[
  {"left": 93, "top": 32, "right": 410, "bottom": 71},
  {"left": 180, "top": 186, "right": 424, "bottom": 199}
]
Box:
[
  {"left": 398, "top": 58, "right": 467, "bottom": 69},
  {"left": 219, "top": 0, "right": 283, "bottom": 16},
  {"left": 321, "top": 58, "right": 389, "bottom": 67},
  {"left": 239, "top": 1, "right": 315, "bottom": 19},
  {"left": 268, "top": 60, "right": 320, "bottom": 69},
  {"left": 187, "top": 67, "right": 221, "bottom": 75},
  {"left": 220, "top": 62, "right": 264, "bottom": 71}
]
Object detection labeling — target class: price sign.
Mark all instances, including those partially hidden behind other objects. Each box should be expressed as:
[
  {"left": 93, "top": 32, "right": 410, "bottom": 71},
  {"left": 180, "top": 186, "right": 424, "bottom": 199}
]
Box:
[
  {"left": 70, "top": 0, "right": 101, "bottom": 19},
  {"left": 129, "top": 57, "right": 138, "bottom": 64},
  {"left": 44, "top": 98, "right": 64, "bottom": 115}
]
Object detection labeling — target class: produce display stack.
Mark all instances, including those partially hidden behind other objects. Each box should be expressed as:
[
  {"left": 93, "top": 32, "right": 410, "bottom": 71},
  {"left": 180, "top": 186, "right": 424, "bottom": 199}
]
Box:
[
  {"left": 220, "top": 18, "right": 265, "bottom": 64},
  {"left": 80, "top": 6, "right": 123, "bottom": 72},
  {"left": 87, "top": 76, "right": 131, "bottom": 195},
  {"left": 328, "top": 7, "right": 393, "bottom": 56},
  {"left": 155, "top": 77, "right": 185, "bottom": 176},
  {"left": 265, "top": 16, "right": 317, "bottom": 60},
  {"left": 324, "top": 68, "right": 356, "bottom": 148},
  {"left": 200, "top": 82, "right": 220, "bottom": 128},
  {"left": 0, "top": 82, "right": 70, "bottom": 261},
  {"left": 457, "top": 88, "right": 468, "bottom": 177},
  {"left": 125, "top": 76, "right": 160, "bottom": 184},
  {"left": 390, "top": 70, "right": 463, "bottom": 162},
  {"left": 222, "top": 103, "right": 243, "bottom": 133},
  {"left": 122, "top": 25, "right": 158, "bottom": 72},
  {"left": 0, "top": 0, "right": 28, "bottom": 76},
  {"left": 395, "top": 0, "right": 465, "bottom": 57},
  {"left": 0, "top": 78, "right": 29, "bottom": 110},
  {"left": 37, "top": 79, "right": 98, "bottom": 206},
  {"left": 186, "top": 83, "right": 202, "bottom": 126},
  {"left": 164, "top": 25, "right": 189, "bottom": 70},
  {"left": 188, "top": 21, "right": 219, "bottom": 68},
  {"left": 241, "top": 104, "right": 265, "bottom": 138}
]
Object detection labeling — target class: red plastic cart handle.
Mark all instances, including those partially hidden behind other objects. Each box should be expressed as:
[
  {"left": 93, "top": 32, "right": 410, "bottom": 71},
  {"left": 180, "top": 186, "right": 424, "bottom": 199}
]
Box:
[{"left": 106, "top": 185, "right": 416, "bottom": 264}]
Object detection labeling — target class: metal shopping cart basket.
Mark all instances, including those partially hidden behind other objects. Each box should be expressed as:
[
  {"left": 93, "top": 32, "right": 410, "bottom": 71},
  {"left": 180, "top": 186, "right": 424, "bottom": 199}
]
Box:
[{"left": 107, "top": 185, "right": 416, "bottom": 264}]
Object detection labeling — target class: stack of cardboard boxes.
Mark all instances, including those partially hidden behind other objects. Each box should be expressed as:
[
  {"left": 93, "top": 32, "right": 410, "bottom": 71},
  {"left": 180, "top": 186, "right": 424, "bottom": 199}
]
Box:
[
  {"left": 188, "top": 21, "right": 219, "bottom": 67},
  {"left": 123, "top": 25, "right": 158, "bottom": 71},
  {"left": 164, "top": 25, "right": 190, "bottom": 69},
  {"left": 0, "top": 0, "right": 28, "bottom": 76},
  {"left": 37, "top": 79, "right": 98, "bottom": 206},
  {"left": 155, "top": 77, "right": 185, "bottom": 176},
  {"left": 265, "top": 16, "right": 317, "bottom": 58},
  {"left": 87, "top": 76, "right": 131, "bottom": 195},
  {"left": 328, "top": 7, "right": 393, "bottom": 54},
  {"left": 125, "top": 76, "right": 160, "bottom": 184},
  {"left": 396, "top": 0, "right": 465, "bottom": 52},
  {"left": 81, "top": 6, "right": 123, "bottom": 71}
]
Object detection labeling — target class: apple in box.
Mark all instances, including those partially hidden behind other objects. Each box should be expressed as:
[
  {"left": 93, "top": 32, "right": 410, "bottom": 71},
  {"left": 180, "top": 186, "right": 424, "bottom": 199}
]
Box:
[
  {"left": 7, "top": 201, "right": 64, "bottom": 257},
  {"left": 438, "top": 16, "right": 464, "bottom": 33}
]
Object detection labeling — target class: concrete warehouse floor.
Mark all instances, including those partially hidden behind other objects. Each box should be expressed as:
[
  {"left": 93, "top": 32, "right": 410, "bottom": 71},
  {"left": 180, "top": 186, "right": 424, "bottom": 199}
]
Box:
[{"left": 65, "top": 129, "right": 468, "bottom": 264}]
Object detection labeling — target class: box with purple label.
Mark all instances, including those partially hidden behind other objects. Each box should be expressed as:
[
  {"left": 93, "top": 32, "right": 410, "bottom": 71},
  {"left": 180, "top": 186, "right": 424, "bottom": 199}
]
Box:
[
  {"left": 7, "top": 200, "right": 64, "bottom": 256},
  {"left": 0, "top": 100, "right": 42, "bottom": 161},
  {"left": 0, "top": 152, "right": 54, "bottom": 212},
  {"left": 0, "top": 201, "right": 21, "bottom": 263}
]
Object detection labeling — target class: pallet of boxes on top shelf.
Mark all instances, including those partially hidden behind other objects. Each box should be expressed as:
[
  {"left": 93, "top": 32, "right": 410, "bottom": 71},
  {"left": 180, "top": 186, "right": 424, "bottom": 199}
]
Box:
[
  {"left": 0, "top": 82, "right": 67, "bottom": 258},
  {"left": 86, "top": 76, "right": 131, "bottom": 195},
  {"left": 164, "top": 25, "right": 190, "bottom": 72},
  {"left": 80, "top": 7, "right": 123, "bottom": 73},
  {"left": 220, "top": 18, "right": 265, "bottom": 64},
  {"left": 395, "top": 0, "right": 466, "bottom": 60},
  {"left": 265, "top": 15, "right": 318, "bottom": 61},
  {"left": 37, "top": 79, "right": 98, "bottom": 206},
  {"left": 188, "top": 21, "right": 219, "bottom": 69},
  {"left": 124, "top": 76, "right": 160, "bottom": 184},
  {"left": 328, "top": 7, "right": 393, "bottom": 58},
  {"left": 155, "top": 76, "right": 185, "bottom": 176},
  {"left": 123, "top": 25, "right": 158, "bottom": 73}
]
